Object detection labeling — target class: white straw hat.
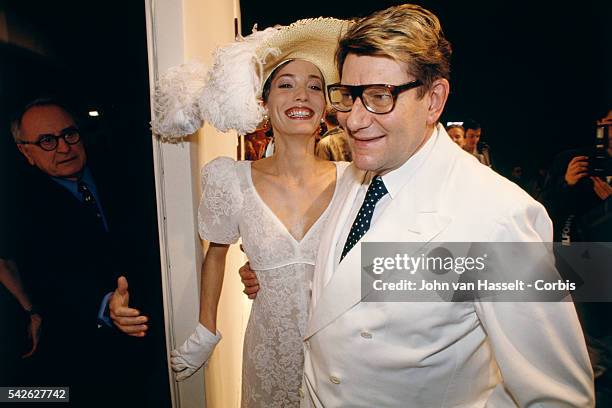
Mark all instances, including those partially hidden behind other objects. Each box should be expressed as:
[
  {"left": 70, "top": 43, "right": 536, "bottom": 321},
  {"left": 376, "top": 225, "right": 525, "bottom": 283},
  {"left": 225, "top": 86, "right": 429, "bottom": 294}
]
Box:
[
  {"left": 152, "top": 17, "right": 350, "bottom": 139},
  {"left": 257, "top": 17, "right": 349, "bottom": 96}
]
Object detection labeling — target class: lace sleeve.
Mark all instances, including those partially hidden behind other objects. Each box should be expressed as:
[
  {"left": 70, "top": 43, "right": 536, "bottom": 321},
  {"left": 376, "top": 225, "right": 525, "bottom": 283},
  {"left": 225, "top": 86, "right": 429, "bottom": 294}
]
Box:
[{"left": 197, "top": 157, "right": 243, "bottom": 244}]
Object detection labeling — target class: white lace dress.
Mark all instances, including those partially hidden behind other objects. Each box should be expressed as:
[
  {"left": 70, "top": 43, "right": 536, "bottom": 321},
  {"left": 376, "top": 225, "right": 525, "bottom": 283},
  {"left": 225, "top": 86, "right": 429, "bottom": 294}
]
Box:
[{"left": 198, "top": 157, "right": 348, "bottom": 408}]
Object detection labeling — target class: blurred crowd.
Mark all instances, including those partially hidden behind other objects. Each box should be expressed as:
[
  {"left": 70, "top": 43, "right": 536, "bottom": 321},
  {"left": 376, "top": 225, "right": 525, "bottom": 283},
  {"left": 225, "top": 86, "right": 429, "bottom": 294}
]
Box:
[{"left": 444, "top": 111, "right": 612, "bottom": 403}]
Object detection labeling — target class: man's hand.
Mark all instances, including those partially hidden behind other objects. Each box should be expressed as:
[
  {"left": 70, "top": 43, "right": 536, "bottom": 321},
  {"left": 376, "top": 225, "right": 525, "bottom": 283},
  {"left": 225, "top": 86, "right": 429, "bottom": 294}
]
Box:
[
  {"left": 239, "top": 262, "right": 260, "bottom": 299},
  {"left": 22, "top": 313, "right": 42, "bottom": 358},
  {"left": 564, "top": 156, "right": 589, "bottom": 186},
  {"left": 591, "top": 176, "right": 612, "bottom": 200},
  {"left": 109, "top": 276, "right": 148, "bottom": 337}
]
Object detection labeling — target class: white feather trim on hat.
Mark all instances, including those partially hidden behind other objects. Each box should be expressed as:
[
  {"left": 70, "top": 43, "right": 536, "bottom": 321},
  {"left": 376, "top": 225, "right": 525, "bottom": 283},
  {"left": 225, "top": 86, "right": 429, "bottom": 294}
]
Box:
[
  {"left": 199, "top": 27, "right": 279, "bottom": 136},
  {"left": 151, "top": 62, "right": 207, "bottom": 140},
  {"left": 152, "top": 18, "right": 349, "bottom": 140}
]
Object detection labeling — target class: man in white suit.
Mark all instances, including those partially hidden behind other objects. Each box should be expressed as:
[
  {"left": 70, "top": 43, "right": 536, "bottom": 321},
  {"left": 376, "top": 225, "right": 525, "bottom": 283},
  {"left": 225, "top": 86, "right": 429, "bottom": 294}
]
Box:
[{"left": 243, "top": 4, "right": 594, "bottom": 406}]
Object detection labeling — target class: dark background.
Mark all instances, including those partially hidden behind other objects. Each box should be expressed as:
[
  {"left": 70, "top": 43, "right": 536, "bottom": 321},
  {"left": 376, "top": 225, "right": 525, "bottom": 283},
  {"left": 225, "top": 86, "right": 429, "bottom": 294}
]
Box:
[{"left": 242, "top": 0, "right": 611, "bottom": 176}]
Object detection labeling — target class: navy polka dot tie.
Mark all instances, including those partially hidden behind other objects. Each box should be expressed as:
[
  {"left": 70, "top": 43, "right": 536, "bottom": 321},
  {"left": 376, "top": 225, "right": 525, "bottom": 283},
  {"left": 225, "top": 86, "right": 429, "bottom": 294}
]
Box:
[{"left": 340, "top": 175, "right": 388, "bottom": 261}]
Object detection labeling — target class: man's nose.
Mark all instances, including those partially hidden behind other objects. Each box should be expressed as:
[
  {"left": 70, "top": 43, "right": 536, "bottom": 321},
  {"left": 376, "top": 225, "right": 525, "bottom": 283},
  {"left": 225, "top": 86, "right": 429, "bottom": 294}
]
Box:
[
  {"left": 345, "top": 96, "right": 371, "bottom": 133},
  {"left": 55, "top": 137, "right": 71, "bottom": 153}
]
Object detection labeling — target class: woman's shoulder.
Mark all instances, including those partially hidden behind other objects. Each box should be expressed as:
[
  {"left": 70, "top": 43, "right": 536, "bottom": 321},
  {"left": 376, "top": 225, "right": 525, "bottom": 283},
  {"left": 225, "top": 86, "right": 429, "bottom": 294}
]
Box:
[
  {"left": 201, "top": 156, "right": 253, "bottom": 176},
  {"left": 202, "top": 156, "right": 236, "bottom": 173},
  {"left": 200, "top": 157, "right": 249, "bottom": 189}
]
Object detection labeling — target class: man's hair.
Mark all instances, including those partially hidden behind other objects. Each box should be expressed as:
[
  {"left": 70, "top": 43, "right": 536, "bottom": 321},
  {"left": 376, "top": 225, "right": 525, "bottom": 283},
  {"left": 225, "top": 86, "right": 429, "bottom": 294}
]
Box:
[
  {"left": 446, "top": 124, "right": 465, "bottom": 133},
  {"left": 463, "top": 119, "right": 481, "bottom": 132},
  {"left": 10, "top": 97, "right": 77, "bottom": 142},
  {"left": 336, "top": 4, "right": 452, "bottom": 99}
]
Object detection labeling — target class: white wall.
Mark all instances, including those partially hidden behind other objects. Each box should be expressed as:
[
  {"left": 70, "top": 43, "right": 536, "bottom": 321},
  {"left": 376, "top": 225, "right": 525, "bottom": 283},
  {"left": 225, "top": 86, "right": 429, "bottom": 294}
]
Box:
[{"left": 145, "top": 0, "right": 250, "bottom": 407}]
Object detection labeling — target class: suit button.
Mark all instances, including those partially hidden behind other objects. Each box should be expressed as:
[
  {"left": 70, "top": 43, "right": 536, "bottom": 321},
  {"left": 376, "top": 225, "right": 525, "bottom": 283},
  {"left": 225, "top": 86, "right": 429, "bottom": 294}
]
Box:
[
  {"left": 329, "top": 375, "right": 341, "bottom": 384},
  {"left": 360, "top": 331, "right": 372, "bottom": 339}
]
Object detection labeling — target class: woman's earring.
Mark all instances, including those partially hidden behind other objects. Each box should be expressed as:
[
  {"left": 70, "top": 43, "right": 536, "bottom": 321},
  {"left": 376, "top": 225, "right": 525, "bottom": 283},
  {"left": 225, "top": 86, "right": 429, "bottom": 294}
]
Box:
[{"left": 259, "top": 113, "right": 270, "bottom": 130}]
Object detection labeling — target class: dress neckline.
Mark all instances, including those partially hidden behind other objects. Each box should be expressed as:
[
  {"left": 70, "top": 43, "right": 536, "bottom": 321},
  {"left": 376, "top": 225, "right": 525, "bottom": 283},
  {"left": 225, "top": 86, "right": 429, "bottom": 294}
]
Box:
[{"left": 246, "top": 162, "right": 341, "bottom": 244}]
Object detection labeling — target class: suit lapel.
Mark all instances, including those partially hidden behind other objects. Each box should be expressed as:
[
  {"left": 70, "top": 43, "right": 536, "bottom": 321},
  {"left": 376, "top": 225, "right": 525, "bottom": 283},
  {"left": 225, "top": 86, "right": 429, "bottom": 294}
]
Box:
[
  {"left": 310, "top": 165, "right": 365, "bottom": 309},
  {"left": 306, "top": 194, "right": 451, "bottom": 338}
]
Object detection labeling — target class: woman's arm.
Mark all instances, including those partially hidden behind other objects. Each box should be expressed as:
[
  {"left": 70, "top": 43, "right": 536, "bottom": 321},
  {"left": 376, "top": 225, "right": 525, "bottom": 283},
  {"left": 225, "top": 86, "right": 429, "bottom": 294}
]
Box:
[
  {"left": 199, "top": 242, "right": 230, "bottom": 332},
  {"left": 170, "top": 242, "right": 229, "bottom": 381}
]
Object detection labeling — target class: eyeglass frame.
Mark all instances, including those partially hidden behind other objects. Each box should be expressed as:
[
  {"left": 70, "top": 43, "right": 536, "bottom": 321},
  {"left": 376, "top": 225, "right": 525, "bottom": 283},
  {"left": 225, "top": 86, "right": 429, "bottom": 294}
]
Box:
[
  {"left": 327, "top": 80, "right": 424, "bottom": 114},
  {"left": 16, "top": 127, "right": 81, "bottom": 152}
]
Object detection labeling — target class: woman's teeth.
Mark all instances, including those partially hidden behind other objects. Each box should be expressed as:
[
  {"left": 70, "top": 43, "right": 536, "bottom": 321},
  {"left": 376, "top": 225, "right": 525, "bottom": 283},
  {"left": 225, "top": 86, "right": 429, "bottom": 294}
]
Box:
[{"left": 286, "top": 108, "right": 313, "bottom": 119}]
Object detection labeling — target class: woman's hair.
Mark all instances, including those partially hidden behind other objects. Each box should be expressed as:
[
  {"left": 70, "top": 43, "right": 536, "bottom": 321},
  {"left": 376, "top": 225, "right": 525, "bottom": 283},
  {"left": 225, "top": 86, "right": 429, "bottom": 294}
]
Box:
[{"left": 262, "top": 61, "right": 293, "bottom": 103}]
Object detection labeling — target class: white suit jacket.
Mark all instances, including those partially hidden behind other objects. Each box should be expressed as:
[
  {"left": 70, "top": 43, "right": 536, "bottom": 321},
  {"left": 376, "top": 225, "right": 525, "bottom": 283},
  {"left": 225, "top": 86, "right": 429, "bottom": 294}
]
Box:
[{"left": 301, "top": 125, "right": 594, "bottom": 407}]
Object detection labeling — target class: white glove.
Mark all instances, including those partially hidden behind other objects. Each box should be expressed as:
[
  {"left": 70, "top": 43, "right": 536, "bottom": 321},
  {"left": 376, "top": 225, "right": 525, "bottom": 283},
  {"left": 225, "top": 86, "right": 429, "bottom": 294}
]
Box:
[{"left": 171, "top": 323, "right": 222, "bottom": 381}]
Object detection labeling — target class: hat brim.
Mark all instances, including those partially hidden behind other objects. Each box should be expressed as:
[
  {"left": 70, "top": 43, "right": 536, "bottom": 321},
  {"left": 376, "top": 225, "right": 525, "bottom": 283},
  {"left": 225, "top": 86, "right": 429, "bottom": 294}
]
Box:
[{"left": 258, "top": 18, "right": 350, "bottom": 94}]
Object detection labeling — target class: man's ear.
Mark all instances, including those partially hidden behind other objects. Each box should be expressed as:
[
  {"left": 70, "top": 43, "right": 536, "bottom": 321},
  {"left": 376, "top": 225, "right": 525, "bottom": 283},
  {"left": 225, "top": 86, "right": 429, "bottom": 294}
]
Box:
[
  {"left": 16, "top": 144, "right": 36, "bottom": 166},
  {"left": 426, "top": 78, "right": 450, "bottom": 125}
]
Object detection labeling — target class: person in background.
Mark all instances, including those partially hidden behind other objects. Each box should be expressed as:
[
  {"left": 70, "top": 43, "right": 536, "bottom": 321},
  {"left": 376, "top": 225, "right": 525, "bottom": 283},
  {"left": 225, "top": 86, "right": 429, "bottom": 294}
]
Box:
[
  {"left": 509, "top": 165, "right": 529, "bottom": 191},
  {"left": 526, "top": 166, "right": 548, "bottom": 200},
  {"left": 445, "top": 122, "right": 465, "bottom": 148},
  {"left": 6, "top": 97, "right": 153, "bottom": 406},
  {"left": 316, "top": 107, "right": 352, "bottom": 162},
  {"left": 540, "top": 109, "right": 612, "bottom": 241},
  {"left": 463, "top": 118, "right": 492, "bottom": 167},
  {"left": 540, "top": 109, "right": 612, "bottom": 404}
]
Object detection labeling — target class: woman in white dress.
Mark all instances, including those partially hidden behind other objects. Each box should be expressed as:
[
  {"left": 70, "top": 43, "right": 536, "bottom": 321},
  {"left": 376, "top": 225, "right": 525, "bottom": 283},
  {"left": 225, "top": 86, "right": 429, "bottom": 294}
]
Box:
[{"left": 156, "top": 19, "right": 350, "bottom": 407}]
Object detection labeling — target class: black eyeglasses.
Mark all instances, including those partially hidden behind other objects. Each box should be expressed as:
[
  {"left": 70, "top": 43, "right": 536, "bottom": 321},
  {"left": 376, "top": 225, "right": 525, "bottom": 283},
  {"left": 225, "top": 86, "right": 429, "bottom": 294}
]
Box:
[
  {"left": 327, "top": 80, "right": 423, "bottom": 114},
  {"left": 17, "top": 127, "right": 81, "bottom": 151}
]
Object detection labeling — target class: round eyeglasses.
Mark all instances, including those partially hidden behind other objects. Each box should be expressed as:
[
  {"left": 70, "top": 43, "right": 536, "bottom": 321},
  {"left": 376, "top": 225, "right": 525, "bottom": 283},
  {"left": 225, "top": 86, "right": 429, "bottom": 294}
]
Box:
[
  {"left": 17, "top": 127, "right": 81, "bottom": 152},
  {"left": 327, "top": 80, "right": 423, "bottom": 114}
]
